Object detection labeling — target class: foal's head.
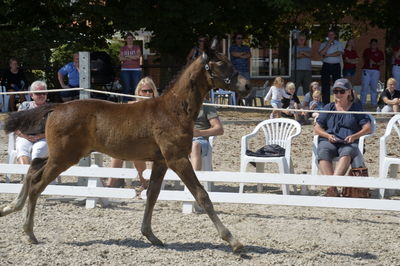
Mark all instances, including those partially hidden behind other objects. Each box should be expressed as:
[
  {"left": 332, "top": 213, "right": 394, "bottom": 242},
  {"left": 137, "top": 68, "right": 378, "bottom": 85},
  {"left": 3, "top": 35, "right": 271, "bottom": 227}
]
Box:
[{"left": 202, "top": 38, "right": 250, "bottom": 97}]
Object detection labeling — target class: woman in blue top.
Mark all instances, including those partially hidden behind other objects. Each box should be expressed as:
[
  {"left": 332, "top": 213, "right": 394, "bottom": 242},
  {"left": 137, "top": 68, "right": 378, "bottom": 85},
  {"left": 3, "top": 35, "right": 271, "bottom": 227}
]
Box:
[{"left": 314, "top": 79, "right": 371, "bottom": 194}]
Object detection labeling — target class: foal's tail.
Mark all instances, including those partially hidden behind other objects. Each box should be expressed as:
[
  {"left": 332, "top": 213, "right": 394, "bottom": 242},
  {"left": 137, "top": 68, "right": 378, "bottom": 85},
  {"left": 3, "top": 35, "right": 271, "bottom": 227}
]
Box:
[{"left": 4, "top": 103, "right": 58, "bottom": 135}]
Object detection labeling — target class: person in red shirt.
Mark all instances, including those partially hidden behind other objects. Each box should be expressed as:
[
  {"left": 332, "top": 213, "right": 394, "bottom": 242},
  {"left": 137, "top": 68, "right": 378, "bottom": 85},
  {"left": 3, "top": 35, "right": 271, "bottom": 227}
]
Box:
[
  {"left": 119, "top": 32, "right": 142, "bottom": 102},
  {"left": 392, "top": 44, "right": 400, "bottom": 91},
  {"left": 342, "top": 40, "right": 359, "bottom": 84},
  {"left": 360, "top": 39, "right": 384, "bottom": 106}
]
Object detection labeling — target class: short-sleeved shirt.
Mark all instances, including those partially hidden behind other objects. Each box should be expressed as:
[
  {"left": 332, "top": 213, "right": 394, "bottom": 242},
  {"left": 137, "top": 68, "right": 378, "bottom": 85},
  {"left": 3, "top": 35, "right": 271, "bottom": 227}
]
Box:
[
  {"left": 303, "top": 92, "right": 312, "bottom": 106},
  {"left": 230, "top": 44, "right": 251, "bottom": 74},
  {"left": 18, "top": 101, "right": 37, "bottom": 111},
  {"left": 281, "top": 93, "right": 300, "bottom": 108},
  {"left": 319, "top": 40, "right": 344, "bottom": 64},
  {"left": 195, "top": 105, "right": 218, "bottom": 131},
  {"left": 1, "top": 69, "right": 27, "bottom": 91},
  {"left": 362, "top": 48, "right": 384, "bottom": 70},
  {"left": 316, "top": 102, "right": 370, "bottom": 142},
  {"left": 343, "top": 49, "right": 359, "bottom": 70},
  {"left": 381, "top": 89, "right": 400, "bottom": 103},
  {"left": 120, "top": 45, "right": 141, "bottom": 70},
  {"left": 292, "top": 46, "right": 312, "bottom": 70},
  {"left": 309, "top": 100, "right": 324, "bottom": 110},
  {"left": 58, "top": 62, "right": 79, "bottom": 87}
]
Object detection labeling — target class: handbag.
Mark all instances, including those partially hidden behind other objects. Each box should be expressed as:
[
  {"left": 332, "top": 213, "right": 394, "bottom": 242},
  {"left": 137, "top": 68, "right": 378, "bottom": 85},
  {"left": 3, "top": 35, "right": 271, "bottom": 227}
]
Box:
[{"left": 342, "top": 168, "right": 371, "bottom": 198}]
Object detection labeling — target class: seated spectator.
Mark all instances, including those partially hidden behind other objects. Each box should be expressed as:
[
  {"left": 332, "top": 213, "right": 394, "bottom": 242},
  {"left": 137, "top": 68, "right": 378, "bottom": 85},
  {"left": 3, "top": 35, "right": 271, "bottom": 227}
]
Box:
[
  {"left": 1, "top": 58, "right": 28, "bottom": 111},
  {"left": 309, "top": 90, "right": 325, "bottom": 119},
  {"left": 302, "top": 81, "right": 321, "bottom": 109},
  {"left": 190, "top": 103, "right": 224, "bottom": 170},
  {"left": 314, "top": 79, "right": 371, "bottom": 196},
  {"left": 379, "top": 77, "right": 400, "bottom": 113},
  {"left": 281, "top": 82, "right": 301, "bottom": 121},
  {"left": 104, "top": 77, "right": 159, "bottom": 188},
  {"left": 58, "top": 53, "right": 80, "bottom": 102},
  {"left": 15, "top": 81, "right": 48, "bottom": 165}
]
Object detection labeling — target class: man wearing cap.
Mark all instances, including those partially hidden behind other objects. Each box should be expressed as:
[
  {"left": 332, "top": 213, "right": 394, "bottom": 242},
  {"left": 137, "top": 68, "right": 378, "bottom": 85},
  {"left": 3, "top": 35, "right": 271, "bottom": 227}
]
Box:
[
  {"left": 15, "top": 80, "right": 49, "bottom": 165},
  {"left": 314, "top": 78, "right": 371, "bottom": 196}
]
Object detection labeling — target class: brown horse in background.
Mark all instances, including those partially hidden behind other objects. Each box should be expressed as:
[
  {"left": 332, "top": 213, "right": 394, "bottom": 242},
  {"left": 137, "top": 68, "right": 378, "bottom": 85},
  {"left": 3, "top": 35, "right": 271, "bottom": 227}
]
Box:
[{"left": 1, "top": 39, "right": 249, "bottom": 252}]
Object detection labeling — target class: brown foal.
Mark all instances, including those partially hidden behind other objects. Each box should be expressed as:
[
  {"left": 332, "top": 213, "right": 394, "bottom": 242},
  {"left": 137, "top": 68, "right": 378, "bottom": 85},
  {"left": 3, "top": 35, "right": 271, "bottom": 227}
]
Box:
[{"left": 1, "top": 41, "right": 249, "bottom": 252}]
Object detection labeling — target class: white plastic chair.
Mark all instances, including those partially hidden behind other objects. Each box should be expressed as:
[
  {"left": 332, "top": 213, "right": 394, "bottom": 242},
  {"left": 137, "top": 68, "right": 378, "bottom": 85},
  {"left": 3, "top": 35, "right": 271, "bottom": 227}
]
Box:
[
  {"left": 311, "top": 114, "right": 377, "bottom": 175},
  {"left": 239, "top": 118, "right": 302, "bottom": 194},
  {"left": 379, "top": 114, "right": 400, "bottom": 198}
]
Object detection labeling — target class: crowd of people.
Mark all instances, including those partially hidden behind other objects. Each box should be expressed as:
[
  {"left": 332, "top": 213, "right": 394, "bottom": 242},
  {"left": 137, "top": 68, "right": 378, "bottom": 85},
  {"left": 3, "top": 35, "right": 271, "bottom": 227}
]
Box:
[{"left": 2, "top": 31, "right": 398, "bottom": 197}]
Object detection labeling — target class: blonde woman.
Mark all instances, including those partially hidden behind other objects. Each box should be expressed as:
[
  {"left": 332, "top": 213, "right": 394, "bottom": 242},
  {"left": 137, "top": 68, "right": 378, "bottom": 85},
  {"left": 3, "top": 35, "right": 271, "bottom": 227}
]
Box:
[{"left": 105, "top": 77, "right": 158, "bottom": 189}]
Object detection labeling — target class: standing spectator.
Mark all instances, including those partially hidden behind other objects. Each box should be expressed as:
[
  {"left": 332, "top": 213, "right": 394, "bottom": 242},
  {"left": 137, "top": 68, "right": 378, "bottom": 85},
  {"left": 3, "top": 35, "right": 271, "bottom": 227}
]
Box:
[
  {"left": 191, "top": 104, "right": 224, "bottom": 171},
  {"left": 292, "top": 33, "right": 312, "bottom": 96},
  {"left": 1, "top": 58, "right": 28, "bottom": 111},
  {"left": 119, "top": 32, "right": 142, "bottom": 102},
  {"left": 361, "top": 39, "right": 384, "bottom": 106},
  {"left": 379, "top": 77, "right": 400, "bottom": 113},
  {"left": 342, "top": 40, "right": 359, "bottom": 84},
  {"left": 15, "top": 81, "right": 48, "bottom": 165},
  {"left": 105, "top": 77, "right": 158, "bottom": 189},
  {"left": 230, "top": 34, "right": 251, "bottom": 80},
  {"left": 319, "top": 30, "right": 344, "bottom": 105},
  {"left": 230, "top": 34, "right": 253, "bottom": 105},
  {"left": 391, "top": 43, "right": 400, "bottom": 91},
  {"left": 58, "top": 53, "right": 80, "bottom": 102},
  {"left": 186, "top": 36, "right": 207, "bottom": 65}
]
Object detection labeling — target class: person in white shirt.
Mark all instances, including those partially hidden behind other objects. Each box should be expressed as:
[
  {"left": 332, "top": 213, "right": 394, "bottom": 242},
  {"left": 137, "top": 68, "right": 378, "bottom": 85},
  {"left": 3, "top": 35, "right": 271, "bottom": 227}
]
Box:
[
  {"left": 319, "top": 30, "right": 344, "bottom": 104},
  {"left": 264, "top": 77, "right": 290, "bottom": 118}
]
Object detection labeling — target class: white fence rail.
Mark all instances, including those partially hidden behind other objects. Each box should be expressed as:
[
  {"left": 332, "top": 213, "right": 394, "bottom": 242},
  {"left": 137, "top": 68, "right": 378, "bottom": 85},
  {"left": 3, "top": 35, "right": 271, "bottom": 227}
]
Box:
[{"left": 1, "top": 163, "right": 399, "bottom": 212}]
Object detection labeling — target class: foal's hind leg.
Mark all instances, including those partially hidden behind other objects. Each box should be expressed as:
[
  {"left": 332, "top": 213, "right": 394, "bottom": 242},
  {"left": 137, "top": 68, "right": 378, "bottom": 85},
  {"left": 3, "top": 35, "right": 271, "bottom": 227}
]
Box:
[
  {"left": 0, "top": 158, "right": 46, "bottom": 217},
  {"left": 23, "top": 158, "right": 73, "bottom": 243},
  {"left": 141, "top": 159, "right": 168, "bottom": 246},
  {"left": 167, "top": 156, "right": 243, "bottom": 252}
]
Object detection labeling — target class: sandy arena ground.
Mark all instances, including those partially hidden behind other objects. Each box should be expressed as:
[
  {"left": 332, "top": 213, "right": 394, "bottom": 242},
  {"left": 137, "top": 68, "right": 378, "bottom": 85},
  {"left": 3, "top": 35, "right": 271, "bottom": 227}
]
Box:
[{"left": 0, "top": 110, "right": 400, "bottom": 265}]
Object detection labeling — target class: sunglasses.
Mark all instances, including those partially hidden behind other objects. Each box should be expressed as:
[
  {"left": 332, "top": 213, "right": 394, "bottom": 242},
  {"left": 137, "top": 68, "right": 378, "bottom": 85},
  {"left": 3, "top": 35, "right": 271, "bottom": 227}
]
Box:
[
  {"left": 236, "top": 37, "right": 243, "bottom": 40},
  {"left": 34, "top": 92, "right": 47, "bottom": 96},
  {"left": 141, "top": 89, "right": 154, "bottom": 93},
  {"left": 333, "top": 89, "right": 346, "bottom": 94},
  {"left": 198, "top": 40, "right": 205, "bottom": 42}
]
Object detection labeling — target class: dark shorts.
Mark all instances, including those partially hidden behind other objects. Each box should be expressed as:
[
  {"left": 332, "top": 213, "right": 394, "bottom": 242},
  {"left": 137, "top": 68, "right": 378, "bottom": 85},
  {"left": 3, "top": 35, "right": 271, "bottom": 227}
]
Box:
[{"left": 317, "top": 140, "right": 360, "bottom": 162}]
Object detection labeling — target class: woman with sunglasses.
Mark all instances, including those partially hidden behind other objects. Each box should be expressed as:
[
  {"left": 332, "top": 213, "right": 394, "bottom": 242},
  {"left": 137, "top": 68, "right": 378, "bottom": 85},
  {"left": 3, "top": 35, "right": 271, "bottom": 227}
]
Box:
[
  {"left": 105, "top": 77, "right": 159, "bottom": 190},
  {"left": 186, "top": 36, "right": 207, "bottom": 65},
  {"left": 314, "top": 78, "right": 371, "bottom": 196},
  {"left": 14, "top": 80, "right": 48, "bottom": 166}
]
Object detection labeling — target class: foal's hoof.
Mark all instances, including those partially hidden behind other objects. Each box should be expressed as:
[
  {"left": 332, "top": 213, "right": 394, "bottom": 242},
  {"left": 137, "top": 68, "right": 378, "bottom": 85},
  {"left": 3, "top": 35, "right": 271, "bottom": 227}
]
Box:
[
  {"left": 26, "top": 235, "right": 39, "bottom": 244},
  {"left": 232, "top": 241, "right": 244, "bottom": 253},
  {"left": 148, "top": 236, "right": 164, "bottom": 246}
]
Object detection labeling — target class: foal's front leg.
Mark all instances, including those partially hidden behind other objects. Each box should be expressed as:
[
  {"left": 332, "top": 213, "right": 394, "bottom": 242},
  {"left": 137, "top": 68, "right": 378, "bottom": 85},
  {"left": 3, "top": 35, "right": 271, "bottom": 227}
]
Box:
[
  {"left": 141, "top": 159, "right": 168, "bottom": 246},
  {"left": 167, "top": 156, "right": 243, "bottom": 252}
]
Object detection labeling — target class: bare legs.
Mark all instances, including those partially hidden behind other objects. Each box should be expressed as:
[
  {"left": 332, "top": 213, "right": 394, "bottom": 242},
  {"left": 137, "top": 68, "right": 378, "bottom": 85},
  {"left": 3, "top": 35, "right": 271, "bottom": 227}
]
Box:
[
  {"left": 190, "top": 142, "right": 202, "bottom": 171},
  {"left": 18, "top": 155, "right": 30, "bottom": 165},
  {"left": 320, "top": 156, "right": 351, "bottom": 196},
  {"left": 106, "top": 158, "right": 148, "bottom": 188}
]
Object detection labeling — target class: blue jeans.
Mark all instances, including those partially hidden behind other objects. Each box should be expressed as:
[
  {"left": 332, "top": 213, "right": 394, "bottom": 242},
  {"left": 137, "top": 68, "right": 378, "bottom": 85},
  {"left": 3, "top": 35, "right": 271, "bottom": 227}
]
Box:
[{"left": 120, "top": 70, "right": 142, "bottom": 102}]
